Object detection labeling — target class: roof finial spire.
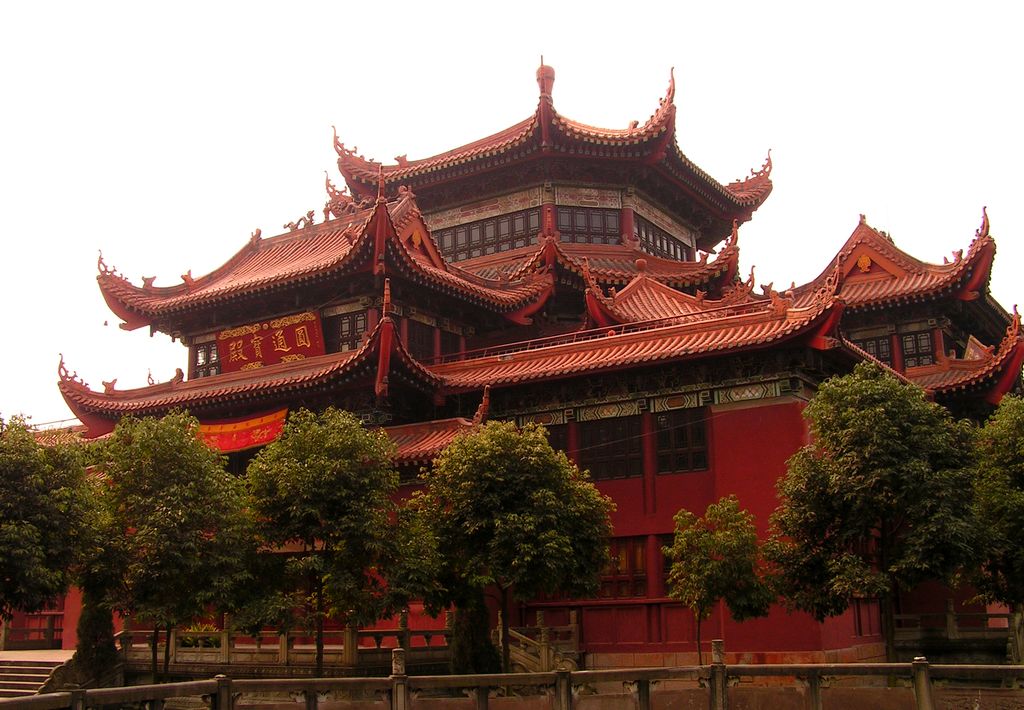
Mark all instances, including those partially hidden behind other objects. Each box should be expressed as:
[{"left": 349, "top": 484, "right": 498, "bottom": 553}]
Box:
[
  {"left": 376, "top": 164, "right": 386, "bottom": 203},
  {"left": 536, "top": 58, "right": 555, "bottom": 98},
  {"left": 382, "top": 278, "right": 392, "bottom": 314},
  {"left": 976, "top": 206, "right": 990, "bottom": 239}
]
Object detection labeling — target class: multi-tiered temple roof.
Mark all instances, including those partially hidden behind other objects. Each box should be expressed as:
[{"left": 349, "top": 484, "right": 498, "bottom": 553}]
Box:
[{"left": 60, "top": 64, "right": 1022, "bottom": 459}]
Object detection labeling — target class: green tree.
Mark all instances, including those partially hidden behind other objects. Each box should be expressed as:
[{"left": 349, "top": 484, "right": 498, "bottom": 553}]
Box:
[
  {"left": 768, "top": 363, "right": 976, "bottom": 661},
  {"left": 96, "top": 412, "right": 253, "bottom": 680},
  {"left": 0, "top": 415, "right": 90, "bottom": 621},
  {"left": 417, "top": 421, "right": 614, "bottom": 672},
  {"left": 662, "top": 495, "right": 772, "bottom": 664},
  {"left": 972, "top": 395, "right": 1024, "bottom": 614},
  {"left": 246, "top": 407, "right": 398, "bottom": 676}
]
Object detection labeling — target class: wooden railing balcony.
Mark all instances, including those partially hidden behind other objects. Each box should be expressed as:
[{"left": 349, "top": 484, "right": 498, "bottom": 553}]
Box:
[
  {"left": 116, "top": 614, "right": 450, "bottom": 672},
  {"left": 894, "top": 601, "right": 1023, "bottom": 662}
]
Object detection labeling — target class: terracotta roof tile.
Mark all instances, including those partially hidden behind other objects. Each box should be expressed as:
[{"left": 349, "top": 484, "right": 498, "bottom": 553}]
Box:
[
  {"left": 909, "top": 312, "right": 1024, "bottom": 396},
  {"left": 98, "top": 195, "right": 556, "bottom": 328},
  {"left": 433, "top": 296, "right": 838, "bottom": 392},
  {"left": 58, "top": 314, "right": 443, "bottom": 423},
  {"left": 385, "top": 417, "right": 475, "bottom": 465},
  {"left": 793, "top": 214, "right": 996, "bottom": 310},
  {"left": 335, "top": 68, "right": 771, "bottom": 215}
]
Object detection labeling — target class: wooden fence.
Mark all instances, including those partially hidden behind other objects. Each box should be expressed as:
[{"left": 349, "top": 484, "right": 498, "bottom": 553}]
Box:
[{"left": 3, "top": 642, "right": 1022, "bottom": 710}]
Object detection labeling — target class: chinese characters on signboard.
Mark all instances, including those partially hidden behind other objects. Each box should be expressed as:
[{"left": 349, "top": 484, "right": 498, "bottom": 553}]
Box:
[{"left": 216, "top": 312, "right": 325, "bottom": 374}]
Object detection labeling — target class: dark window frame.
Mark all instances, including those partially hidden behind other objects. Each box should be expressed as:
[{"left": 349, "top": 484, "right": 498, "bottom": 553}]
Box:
[
  {"left": 578, "top": 415, "right": 643, "bottom": 481},
  {"left": 655, "top": 408, "right": 709, "bottom": 474},
  {"left": 192, "top": 342, "right": 220, "bottom": 379}
]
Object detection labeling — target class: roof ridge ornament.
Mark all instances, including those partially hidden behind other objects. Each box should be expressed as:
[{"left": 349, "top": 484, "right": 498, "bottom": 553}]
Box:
[
  {"left": 382, "top": 278, "right": 392, "bottom": 315},
  {"left": 376, "top": 164, "right": 386, "bottom": 203},
  {"left": 536, "top": 58, "right": 555, "bottom": 98},
  {"left": 472, "top": 385, "right": 491, "bottom": 425},
  {"left": 976, "top": 206, "right": 990, "bottom": 240},
  {"left": 57, "top": 354, "right": 86, "bottom": 388}
]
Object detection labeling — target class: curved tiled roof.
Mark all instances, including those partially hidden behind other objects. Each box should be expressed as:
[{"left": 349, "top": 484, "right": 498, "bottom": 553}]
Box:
[
  {"left": 585, "top": 265, "right": 775, "bottom": 325},
  {"left": 793, "top": 213, "right": 996, "bottom": 310},
  {"left": 386, "top": 417, "right": 476, "bottom": 465},
  {"left": 908, "top": 310, "right": 1024, "bottom": 399},
  {"left": 58, "top": 312, "right": 443, "bottom": 427},
  {"left": 335, "top": 66, "right": 772, "bottom": 215},
  {"left": 434, "top": 291, "right": 841, "bottom": 392},
  {"left": 497, "top": 232, "right": 739, "bottom": 289},
  {"left": 97, "top": 195, "right": 554, "bottom": 330}
]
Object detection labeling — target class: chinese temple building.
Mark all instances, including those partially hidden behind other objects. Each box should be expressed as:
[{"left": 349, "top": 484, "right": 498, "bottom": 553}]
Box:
[{"left": 50, "top": 63, "right": 1023, "bottom": 666}]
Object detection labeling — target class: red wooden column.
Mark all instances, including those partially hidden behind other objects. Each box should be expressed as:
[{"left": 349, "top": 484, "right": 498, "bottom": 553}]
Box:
[
  {"left": 433, "top": 326, "right": 442, "bottom": 363},
  {"left": 620, "top": 206, "right": 636, "bottom": 245},
  {"left": 367, "top": 307, "right": 380, "bottom": 332},
  {"left": 641, "top": 411, "right": 657, "bottom": 515},
  {"left": 932, "top": 328, "right": 945, "bottom": 362},
  {"left": 890, "top": 332, "right": 904, "bottom": 372},
  {"left": 399, "top": 317, "right": 409, "bottom": 344},
  {"left": 567, "top": 421, "right": 580, "bottom": 466},
  {"left": 646, "top": 534, "right": 665, "bottom": 598}
]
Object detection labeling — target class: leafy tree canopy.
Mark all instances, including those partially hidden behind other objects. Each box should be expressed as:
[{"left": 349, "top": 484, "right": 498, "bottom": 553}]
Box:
[
  {"left": 245, "top": 407, "right": 399, "bottom": 673},
  {"left": 96, "top": 411, "right": 252, "bottom": 637},
  {"left": 768, "top": 362, "right": 976, "bottom": 659},
  {"left": 417, "top": 421, "right": 614, "bottom": 670},
  {"left": 972, "top": 395, "right": 1024, "bottom": 609},
  {"left": 0, "top": 415, "right": 90, "bottom": 620},
  {"left": 663, "top": 495, "right": 771, "bottom": 663}
]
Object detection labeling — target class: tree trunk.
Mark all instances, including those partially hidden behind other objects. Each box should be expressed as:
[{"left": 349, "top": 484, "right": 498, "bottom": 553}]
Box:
[
  {"left": 500, "top": 586, "right": 511, "bottom": 673},
  {"left": 150, "top": 626, "right": 158, "bottom": 682},
  {"left": 163, "top": 622, "right": 172, "bottom": 678},
  {"left": 880, "top": 593, "right": 896, "bottom": 662},
  {"left": 695, "top": 606, "right": 704, "bottom": 666},
  {"left": 315, "top": 578, "right": 325, "bottom": 677}
]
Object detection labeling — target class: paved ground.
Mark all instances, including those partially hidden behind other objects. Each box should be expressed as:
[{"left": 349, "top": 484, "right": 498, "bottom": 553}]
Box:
[{"left": 0, "top": 650, "right": 74, "bottom": 662}]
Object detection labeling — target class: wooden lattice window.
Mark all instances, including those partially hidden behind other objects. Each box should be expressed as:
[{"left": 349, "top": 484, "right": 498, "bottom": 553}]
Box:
[
  {"left": 578, "top": 415, "right": 643, "bottom": 481},
  {"left": 634, "top": 215, "right": 693, "bottom": 261},
  {"left": 600, "top": 537, "right": 647, "bottom": 598},
  {"left": 435, "top": 208, "right": 541, "bottom": 262},
  {"left": 325, "top": 311, "right": 367, "bottom": 353},
  {"left": 440, "top": 329, "right": 462, "bottom": 357},
  {"left": 655, "top": 408, "right": 709, "bottom": 474},
  {"left": 544, "top": 423, "right": 568, "bottom": 456},
  {"left": 556, "top": 207, "right": 620, "bottom": 245},
  {"left": 852, "top": 335, "right": 893, "bottom": 366},
  {"left": 406, "top": 319, "right": 435, "bottom": 361},
  {"left": 902, "top": 331, "right": 935, "bottom": 368},
  {"left": 192, "top": 342, "right": 220, "bottom": 379}
]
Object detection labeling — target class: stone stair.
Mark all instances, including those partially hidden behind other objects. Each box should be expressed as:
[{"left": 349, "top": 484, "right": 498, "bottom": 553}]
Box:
[{"left": 0, "top": 660, "right": 62, "bottom": 698}]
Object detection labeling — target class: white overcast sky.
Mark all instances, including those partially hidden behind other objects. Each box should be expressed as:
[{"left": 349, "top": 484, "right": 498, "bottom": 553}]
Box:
[{"left": 2, "top": 2, "right": 1022, "bottom": 425}]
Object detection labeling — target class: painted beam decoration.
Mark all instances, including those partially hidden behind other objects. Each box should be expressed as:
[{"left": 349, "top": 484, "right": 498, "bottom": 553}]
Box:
[
  {"left": 216, "top": 312, "right": 325, "bottom": 373},
  {"left": 199, "top": 408, "right": 288, "bottom": 452}
]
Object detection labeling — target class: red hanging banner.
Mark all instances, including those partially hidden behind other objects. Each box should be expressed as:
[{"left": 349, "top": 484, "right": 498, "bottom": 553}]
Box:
[
  {"left": 216, "top": 311, "right": 325, "bottom": 374},
  {"left": 199, "top": 408, "right": 288, "bottom": 453}
]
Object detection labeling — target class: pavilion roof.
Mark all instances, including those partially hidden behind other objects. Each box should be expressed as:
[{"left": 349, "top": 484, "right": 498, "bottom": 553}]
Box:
[
  {"left": 433, "top": 267, "right": 844, "bottom": 392},
  {"left": 58, "top": 292, "right": 443, "bottom": 433},
  {"left": 96, "top": 192, "right": 554, "bottom": 333},
  {"left": 386, "top": 390, "right": 488, "bottom": 465},
  {"left": 335, "top": 65, "right": 772, "bottom": 231},
  {"left": 907, "top": 308, "right": 1024, "bottom": 404},
  {"left": 793, "top": 211, "right": 997, "bottom": 311},
  {"left": 462, "top": 226, "right": 739, "bottom": 290},
  {"left": 60, "top": 265, "right": 846, "bottom": 436}
]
